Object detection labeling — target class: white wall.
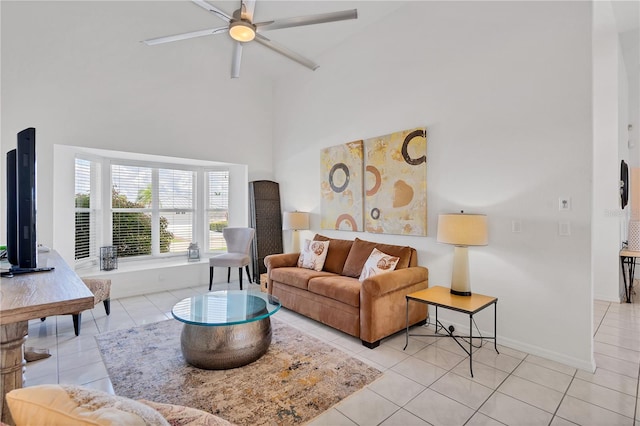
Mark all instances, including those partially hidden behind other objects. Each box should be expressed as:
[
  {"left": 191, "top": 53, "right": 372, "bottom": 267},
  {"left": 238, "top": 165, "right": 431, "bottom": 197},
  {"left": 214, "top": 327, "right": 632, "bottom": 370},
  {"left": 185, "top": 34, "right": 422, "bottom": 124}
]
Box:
[
  {"left": 619, "top": 28, "right": 640, "bottom": 167},
  {"left": 1, "top": 1, "right": 274, "bottom": 252},
  {"left": 273, "top": 1, "right": 595, "bottom": 370},
  {"left": 593, "top": 0, "right": 626, "bottom": 303}
]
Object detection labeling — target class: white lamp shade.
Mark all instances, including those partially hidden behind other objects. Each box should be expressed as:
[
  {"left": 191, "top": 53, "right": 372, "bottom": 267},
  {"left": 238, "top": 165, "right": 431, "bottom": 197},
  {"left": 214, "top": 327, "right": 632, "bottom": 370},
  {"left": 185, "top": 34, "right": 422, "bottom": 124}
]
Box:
[
  {"left": 283, "top": 211, "right": 310, "bottom": 231},
  {"left": 437, "top": 213, "right": 488, "bottom": 246}
]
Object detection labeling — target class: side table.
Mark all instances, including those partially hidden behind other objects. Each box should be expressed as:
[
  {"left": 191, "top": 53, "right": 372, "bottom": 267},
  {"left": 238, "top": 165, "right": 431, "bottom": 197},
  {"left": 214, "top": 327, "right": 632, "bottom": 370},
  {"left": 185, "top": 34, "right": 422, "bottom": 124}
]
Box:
[
  {"left": 404, "top": 286, "right": 498, "bottom": 377},
  {"left": 620, "top": 249, "right": 640, "bottom": 303}
]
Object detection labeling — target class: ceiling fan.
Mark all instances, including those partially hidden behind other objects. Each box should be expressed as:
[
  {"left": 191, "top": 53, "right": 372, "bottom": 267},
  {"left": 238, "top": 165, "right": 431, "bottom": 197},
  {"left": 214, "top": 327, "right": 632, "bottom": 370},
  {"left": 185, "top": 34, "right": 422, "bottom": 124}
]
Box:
[{"left": 143, "top": 0, "right": 358, "bottom": 78}]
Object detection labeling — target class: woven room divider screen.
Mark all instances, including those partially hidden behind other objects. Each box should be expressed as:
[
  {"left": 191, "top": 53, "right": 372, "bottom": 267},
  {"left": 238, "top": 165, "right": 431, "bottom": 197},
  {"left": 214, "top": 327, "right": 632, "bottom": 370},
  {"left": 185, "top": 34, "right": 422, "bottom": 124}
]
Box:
[{"left": 249, "top": 180, "right": 283, "bottom": 283}]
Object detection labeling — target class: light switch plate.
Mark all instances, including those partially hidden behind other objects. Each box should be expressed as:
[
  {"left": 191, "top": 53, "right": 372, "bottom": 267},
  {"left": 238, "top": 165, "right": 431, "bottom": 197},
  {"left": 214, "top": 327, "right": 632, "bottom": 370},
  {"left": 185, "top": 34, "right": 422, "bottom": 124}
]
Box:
[{"left": 559, "top": 221, "right": 571, "bottom": 236}]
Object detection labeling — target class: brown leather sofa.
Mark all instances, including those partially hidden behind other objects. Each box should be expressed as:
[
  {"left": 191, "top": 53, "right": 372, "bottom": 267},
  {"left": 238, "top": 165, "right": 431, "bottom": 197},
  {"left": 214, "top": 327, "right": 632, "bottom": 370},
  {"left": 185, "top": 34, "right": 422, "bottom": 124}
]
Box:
[{"left": 264, "top": 235, "right": 428, "bottom": 348}]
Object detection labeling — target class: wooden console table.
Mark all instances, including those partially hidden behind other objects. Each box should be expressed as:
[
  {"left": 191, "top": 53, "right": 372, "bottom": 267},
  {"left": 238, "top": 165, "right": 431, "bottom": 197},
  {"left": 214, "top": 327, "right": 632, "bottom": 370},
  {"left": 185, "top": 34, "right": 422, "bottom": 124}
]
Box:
[{"left": 0, "top": 251, "right": 94, "bottom": 425}]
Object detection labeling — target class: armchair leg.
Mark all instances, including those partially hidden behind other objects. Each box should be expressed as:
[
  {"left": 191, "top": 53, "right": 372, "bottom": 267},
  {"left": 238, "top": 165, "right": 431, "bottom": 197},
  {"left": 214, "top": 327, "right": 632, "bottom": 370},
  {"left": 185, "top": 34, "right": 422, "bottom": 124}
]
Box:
[
  {"left": 72, "top": 313, "right": 82, "bottom": 336},
  {"left": 209, "top": 267, "right": 214, "bottom": 291},
  {"left": 103, "top": 299, "right": 111, "bottom": 316},
  {"left": 239, "top": 267, "right": 243, "bottom": 290},
  {"left": 227, "top": 268, "right": 231, "bottom": 283},
  {"left": 245, "top": 265, "right": 251, "bottom": 284}
]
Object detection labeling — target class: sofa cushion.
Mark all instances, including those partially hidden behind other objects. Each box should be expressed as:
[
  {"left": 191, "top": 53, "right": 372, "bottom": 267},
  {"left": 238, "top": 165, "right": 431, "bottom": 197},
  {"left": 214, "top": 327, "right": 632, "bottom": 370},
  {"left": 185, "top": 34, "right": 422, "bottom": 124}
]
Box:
[
  {"left": 342, "top": 238, "right": 413, "bottom": 278},
  {"left": 313, "top": 234, "right": 354, "bottom": 274},
  {"left": 6, "top": 384, "right": 169, "bottom": 426},
  {"left": 359, "top": 248, "right": 400, "bottom": 282},
  {"left": 270, "top": 267, "right": 334, "bottom": 291},
  {"left": 308, "top": 275, "right": 361, "bottom": 307},
  {"left": 297, "top": 239, "right": 330, "bottom": 271}
]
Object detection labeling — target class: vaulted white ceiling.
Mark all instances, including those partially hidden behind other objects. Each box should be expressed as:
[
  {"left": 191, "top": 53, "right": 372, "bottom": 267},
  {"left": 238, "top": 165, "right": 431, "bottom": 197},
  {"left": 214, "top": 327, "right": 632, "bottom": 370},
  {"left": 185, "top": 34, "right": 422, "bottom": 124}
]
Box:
[
  {"left": 136, "top": 0, "right": 407, "bottom": 80},
  {"left": 2, "top": 1, "right": 637, "bottom": 90}
]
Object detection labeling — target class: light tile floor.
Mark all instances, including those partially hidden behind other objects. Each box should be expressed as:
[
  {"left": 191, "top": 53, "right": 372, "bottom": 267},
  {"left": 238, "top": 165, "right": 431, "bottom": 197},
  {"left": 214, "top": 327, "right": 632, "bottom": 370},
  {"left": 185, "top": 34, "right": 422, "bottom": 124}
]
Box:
[{"left": 23, "top": 283, "right": 640, "bottom": 426}]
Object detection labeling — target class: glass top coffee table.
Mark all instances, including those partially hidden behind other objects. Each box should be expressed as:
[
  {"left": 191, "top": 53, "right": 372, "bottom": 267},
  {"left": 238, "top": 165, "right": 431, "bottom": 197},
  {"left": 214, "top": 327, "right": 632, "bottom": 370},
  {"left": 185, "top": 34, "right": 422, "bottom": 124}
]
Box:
[{"left": 172, "top": 290, "right": 280, "bottom": 370}]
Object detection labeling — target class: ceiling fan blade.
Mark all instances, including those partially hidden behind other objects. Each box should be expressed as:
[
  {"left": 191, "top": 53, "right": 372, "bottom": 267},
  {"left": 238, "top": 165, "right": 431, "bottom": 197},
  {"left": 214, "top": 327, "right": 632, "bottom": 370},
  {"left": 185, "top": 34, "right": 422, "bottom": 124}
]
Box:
[
  {"left": 142, "top": 26, "right": 228, "bottom": 46},
  {"left": 231, "top": 42, "right": 243, "bottom": 78},
  {"left": 254, "top": 33, "right": 319, "bottom": 71},
  {"left": 255, "top": 9, "right": 357, "bottom": 32},
  {"left": 192, "top": 0, "right": 232, "bottom": 22},
  {"left": 240, "top": 0, "right": 257, "bottom": 22}
]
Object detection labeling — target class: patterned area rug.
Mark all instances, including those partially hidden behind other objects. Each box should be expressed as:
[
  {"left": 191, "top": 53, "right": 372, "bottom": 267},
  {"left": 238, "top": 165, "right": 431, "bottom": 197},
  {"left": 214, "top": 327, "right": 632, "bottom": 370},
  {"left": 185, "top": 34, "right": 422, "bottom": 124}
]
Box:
[{"left": 95, "top": 318, "right": 381, "bottom": 425}]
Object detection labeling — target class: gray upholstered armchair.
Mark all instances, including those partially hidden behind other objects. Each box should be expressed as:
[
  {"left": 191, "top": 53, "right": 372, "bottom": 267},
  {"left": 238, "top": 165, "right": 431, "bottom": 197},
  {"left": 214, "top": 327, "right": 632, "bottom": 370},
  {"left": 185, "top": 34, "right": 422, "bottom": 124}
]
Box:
[{"left": 209, "top": 227, "right": 255, "bottom": 291}]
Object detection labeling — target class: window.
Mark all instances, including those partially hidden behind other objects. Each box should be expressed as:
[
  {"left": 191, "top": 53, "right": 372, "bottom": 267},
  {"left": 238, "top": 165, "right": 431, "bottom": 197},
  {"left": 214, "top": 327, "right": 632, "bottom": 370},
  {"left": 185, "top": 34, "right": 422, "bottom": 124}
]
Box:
[
  {"left": 206, "top": 170, "right": 229, "bottom": 251},
  {"left": 111, "top": 164, "right": 154, "bottom": 258},
  {"left": 158, "top": 168, "right": 194, "bottom": 253},
  {"left": 74, "top": 158, "right": 96, "bottom": 262},
  {"left": 74, "top": 154, "right": 233, "bottom": 265}
]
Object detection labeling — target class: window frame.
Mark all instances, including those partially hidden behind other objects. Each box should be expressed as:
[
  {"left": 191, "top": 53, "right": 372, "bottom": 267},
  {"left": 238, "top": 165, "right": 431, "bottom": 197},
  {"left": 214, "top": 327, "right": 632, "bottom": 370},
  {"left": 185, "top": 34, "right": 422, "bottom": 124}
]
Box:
[
  {"left": 74, "top": 156, "right": 101, "bottom": 267},
  {"left": 74, "top": 155, "right": 232, "bottom": 266}
]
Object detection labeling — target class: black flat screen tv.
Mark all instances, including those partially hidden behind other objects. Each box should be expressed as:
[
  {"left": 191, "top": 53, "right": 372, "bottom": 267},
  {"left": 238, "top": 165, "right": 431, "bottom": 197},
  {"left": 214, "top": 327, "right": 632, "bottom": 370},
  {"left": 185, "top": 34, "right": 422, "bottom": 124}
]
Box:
[
  {"left": 6, "top": 149, "right": 18, "bottom": 266},
  {"left": 6, "top": 127, "right": 38, "bottom": 269}
]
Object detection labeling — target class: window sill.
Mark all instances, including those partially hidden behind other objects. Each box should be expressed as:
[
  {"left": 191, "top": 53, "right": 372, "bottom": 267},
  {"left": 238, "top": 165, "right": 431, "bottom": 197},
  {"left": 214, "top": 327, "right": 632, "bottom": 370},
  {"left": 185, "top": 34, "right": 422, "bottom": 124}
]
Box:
[{"left": 75, "top": 256, "right": 210, "bottom": 277}]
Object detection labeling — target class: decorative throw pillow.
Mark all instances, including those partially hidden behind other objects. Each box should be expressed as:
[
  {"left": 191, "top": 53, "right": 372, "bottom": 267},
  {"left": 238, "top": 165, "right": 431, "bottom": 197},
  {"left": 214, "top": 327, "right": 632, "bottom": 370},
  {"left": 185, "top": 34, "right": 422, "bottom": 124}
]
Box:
[
  {"left": 139, "top": 400, "right": 235, "bottom": 426},
  {"left": 359, "top": 248, "right": 400, "bottom": 282},
  {"left": 297, "top": 239, "right": 330, "bottom": 271},
  {"left": 342, "top": 238, "right": 412, "bottom": 278},
  {"left": 6, "top": 384, "right": 169, "bottom": 426},
  {"left": 313, "top": 234, "right": 354, "bottom": 274}
]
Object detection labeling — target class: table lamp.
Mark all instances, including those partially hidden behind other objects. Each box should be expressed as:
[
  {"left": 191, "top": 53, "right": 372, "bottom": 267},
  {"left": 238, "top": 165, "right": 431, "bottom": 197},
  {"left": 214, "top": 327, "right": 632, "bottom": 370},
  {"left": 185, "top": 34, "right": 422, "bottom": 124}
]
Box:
[
  {"left": 437, "top": 212, "right": 488, "bottom": 296},
  {"left": 283, "top": 211, "right": 310, "bottom": 252}
]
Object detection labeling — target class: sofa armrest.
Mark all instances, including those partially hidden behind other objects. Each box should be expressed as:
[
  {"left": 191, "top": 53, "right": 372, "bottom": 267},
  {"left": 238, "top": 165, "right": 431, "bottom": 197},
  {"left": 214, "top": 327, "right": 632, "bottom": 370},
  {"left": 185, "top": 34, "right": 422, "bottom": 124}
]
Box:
[
  {"left": 264, "top": 253, "right": 300, "bottom": 270},
  {"left": 264, "top": 253, "right": 300, "bottom": 295},
  {"left": 361, "top": 266, "right": 429, "bottom": 297},
  {"left": 360, "top": 266, "right": 429, "bottom": 345}
]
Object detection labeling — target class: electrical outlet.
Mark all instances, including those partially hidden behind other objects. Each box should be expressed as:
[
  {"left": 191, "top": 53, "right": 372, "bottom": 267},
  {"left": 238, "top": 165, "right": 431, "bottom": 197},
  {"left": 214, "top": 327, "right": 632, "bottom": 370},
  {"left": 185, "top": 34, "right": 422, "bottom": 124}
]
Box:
[
  {"left": 559, "top": 197, "right": 571, "bottom": 211},
  {"left": 512, "top": 220, "right": 522, "bottom": 233}
]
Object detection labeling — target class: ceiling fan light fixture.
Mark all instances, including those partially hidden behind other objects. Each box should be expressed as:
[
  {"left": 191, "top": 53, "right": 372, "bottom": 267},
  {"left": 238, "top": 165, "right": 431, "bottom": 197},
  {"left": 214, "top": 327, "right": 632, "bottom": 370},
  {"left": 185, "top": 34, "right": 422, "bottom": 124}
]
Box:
[{"left": 229, "top": 20, "right": 256, "bottom": 42}]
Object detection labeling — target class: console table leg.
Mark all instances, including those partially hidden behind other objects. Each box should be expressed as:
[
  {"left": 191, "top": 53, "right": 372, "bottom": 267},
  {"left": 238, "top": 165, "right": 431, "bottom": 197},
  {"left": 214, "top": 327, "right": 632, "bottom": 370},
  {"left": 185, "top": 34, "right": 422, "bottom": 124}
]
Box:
[
  {"left": 630, "top": 261, "right": 636, "bottom": 303},
  {"left": 1, "top": 321, "right": 28, "bottom": 426}
]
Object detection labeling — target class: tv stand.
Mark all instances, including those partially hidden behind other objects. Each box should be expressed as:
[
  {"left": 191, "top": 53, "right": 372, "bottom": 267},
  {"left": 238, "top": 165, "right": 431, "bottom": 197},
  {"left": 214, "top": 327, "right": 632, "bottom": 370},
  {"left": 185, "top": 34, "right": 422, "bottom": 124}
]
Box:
[
  {"left": 1, "top": 266, "right": 54, "bottom": 278},
  {"left": 0, "top": 251, "right": 93, "bottom": 424}
]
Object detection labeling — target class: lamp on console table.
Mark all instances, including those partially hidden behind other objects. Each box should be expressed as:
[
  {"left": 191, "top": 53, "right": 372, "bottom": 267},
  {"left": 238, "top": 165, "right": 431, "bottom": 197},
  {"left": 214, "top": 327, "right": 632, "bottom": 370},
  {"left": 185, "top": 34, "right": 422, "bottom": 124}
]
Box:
[
  {"left": 283, "top": 211, "right": 310, "bottom": 253},
  {"left": 437, "top": 211, "right": 488, "bottom": 296}
]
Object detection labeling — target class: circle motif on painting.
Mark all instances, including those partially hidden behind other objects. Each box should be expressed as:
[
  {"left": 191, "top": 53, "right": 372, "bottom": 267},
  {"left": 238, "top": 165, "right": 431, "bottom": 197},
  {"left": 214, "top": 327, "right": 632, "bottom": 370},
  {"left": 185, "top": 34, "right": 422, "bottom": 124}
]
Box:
[
  {"left": 335, "top": 214, "right": 358, "bottom": 231},
  {"left": 329, "top": 163, "right": 350, "bottom": 193},
  {"left": 365, "top": 165, "right": 382, "bottom": 196},
  {"left": 401, "top": 129, "right": 427, "bottom": 166}
]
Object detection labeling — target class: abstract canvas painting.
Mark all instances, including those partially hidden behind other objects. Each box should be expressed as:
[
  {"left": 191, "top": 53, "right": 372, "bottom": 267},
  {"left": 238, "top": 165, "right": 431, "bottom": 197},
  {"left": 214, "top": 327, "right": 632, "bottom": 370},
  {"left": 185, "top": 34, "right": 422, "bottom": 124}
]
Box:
[
  {"left": 320, "top": 141, "right": 364, "bottom": 231},
  {"left": 364, "top": 128, "right": 427, "bottom": 235}
]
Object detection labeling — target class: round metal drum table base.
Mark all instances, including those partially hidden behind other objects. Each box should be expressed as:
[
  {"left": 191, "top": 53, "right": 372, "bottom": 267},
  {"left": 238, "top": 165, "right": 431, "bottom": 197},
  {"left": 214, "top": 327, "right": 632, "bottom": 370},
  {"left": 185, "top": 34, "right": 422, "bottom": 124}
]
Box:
[{"left": 180, "top": 317, "right": 272, "bottom": 370}]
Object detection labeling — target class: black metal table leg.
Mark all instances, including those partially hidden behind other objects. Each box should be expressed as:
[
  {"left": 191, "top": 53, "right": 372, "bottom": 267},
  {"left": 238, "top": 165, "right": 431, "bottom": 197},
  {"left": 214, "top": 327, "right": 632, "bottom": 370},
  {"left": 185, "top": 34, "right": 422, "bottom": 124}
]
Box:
[
  {"left": 630, "top": 260, "right": 636, "bottom": 303},
  {"left": 494, "top": 301, "right": 499, "bottom": 354},
  {"left": 403, "top": 297, "right": 409, "bottom": 350},
  {"left": 469, "top": 314, "right": 474, "bottom": 377},
  {"left": 621, "top": 255, "right": 636, "bottom": 303}
]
